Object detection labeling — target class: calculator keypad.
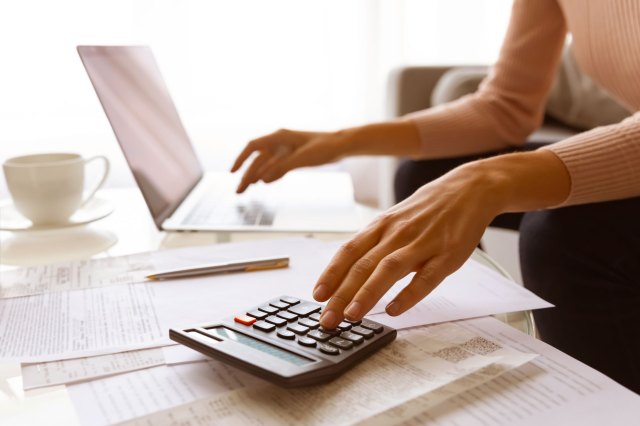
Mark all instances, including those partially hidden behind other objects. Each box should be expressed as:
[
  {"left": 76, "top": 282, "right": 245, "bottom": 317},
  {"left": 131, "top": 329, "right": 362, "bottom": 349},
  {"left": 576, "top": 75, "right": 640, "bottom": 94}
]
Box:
[
  {"left": 277, "top": 329, "right": 296, "bottom": 340},
  {"left": 329, "top": 337, "right": 354, "bottom": 350},
  {"left": 241, "top": 297, "right": 387, "bottom": 358},
  {"left": 288, "top": 303, "right": 321, "bottom": 317},
  {"left": 247, "top": 310, "right": 268, "bottom": 320},
  {"left": 253, "top": 320, "right": 276, "bottom": 332},
  {"left": 276, "top": 311, "right": 298, "bottom": 322},
  {"left": 298, "top": 318, "right": 320, "bottom": 329},
  {"left": 297, "top": 337, "right": 317, "bottom": 348},
  {"left": 287, "top": 324, "right": 310, "bottom": 335},
  {"left": 265, "top": 316, "right": 287, "bottom": 327},
  {"left": 351, "top": 326, "right": 375, "bottom": 339},
  {"left": 258, "top": 305, "right": 279, "bottom": 314}
]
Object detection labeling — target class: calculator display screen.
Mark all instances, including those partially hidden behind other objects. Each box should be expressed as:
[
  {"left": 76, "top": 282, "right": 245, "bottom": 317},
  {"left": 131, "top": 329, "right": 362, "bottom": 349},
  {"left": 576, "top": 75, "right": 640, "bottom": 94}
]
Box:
[{"left": 208, "top": 327, "right": 314, "bottom": 366}]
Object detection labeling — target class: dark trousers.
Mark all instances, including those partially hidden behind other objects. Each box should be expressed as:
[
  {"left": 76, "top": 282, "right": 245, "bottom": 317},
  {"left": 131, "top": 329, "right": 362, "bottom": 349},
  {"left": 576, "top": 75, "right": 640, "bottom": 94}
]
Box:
[{"left": 394, "top": 147, "right": 640, "bottom": 394}]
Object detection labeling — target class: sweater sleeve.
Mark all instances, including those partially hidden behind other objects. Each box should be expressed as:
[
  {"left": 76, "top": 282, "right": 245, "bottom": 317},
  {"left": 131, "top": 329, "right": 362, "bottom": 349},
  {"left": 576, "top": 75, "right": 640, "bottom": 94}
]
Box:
[
  {"left": 543, "top": 112, "right": 640, "bottom": 205},
  {"left": 405, "top": 0, "right": 567, "bottom": 158}
]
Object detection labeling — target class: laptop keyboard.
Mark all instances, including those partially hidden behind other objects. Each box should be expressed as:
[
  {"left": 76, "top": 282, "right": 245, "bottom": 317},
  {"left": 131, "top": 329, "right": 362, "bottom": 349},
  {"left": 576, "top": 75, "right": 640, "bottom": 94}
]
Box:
[{"left": 183, "top": 196, "right": 275, "bottom": 227}]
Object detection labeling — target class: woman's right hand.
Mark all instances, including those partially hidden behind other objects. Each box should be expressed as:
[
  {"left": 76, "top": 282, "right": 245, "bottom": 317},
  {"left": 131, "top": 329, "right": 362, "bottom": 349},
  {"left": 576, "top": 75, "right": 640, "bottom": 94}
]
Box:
[{"left": 230, "top": 128, "right": 348, "bottom": 193}]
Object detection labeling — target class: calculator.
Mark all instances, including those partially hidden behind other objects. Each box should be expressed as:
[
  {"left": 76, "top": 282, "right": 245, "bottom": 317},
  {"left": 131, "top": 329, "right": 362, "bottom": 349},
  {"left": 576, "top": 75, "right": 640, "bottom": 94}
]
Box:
[{"left": 169, "top": 296, "right": 397, "bottom": 387}]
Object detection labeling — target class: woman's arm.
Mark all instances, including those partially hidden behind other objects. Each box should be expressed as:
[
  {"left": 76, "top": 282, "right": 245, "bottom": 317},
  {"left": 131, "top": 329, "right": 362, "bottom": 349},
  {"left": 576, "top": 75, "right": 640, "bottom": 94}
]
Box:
[
  {"left": 230, "top": 121, "right": 421, "bottom": 192},
  {"left": 315, "top": 148, "right": 571, "bottom": 328},
  {"left": 407, "top": 0, "right": 567, "bottom": 158}
]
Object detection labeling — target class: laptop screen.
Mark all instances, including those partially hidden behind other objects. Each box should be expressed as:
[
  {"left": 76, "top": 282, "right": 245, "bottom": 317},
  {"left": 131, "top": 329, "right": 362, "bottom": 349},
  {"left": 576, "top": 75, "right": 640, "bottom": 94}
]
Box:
[{"left": 77, "top": 46, "right": 203, "bottom": 228}]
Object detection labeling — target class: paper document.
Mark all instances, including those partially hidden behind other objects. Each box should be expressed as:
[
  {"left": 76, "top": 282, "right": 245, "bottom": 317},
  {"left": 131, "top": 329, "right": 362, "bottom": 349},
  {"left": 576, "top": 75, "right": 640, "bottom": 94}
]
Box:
[
  {"left": 0, "top": 254, "right": 155, "bottom": 299},
  {"left": 368, "top": 258, "right": 552, "bottom": 329},
  {"left": 0, "top": 284, "right": 168, "bottom": 362},
  {"left": 0, "top": 237, "right": 549, "bottom": 364},
  {"left": 382, "top": 317, "right": 640, "bottom": 425},
  {"left": 67, "top": 362, "right": 261, "bottom": 426},
  {"left": 21, "top": 347, "right": 167, "bottom": 390},
  {"left": 162, "top": 345, "right": 208, "bottom": 365},
  {"left": 70, "top": 321, "right": 534, "bottom": 426}
]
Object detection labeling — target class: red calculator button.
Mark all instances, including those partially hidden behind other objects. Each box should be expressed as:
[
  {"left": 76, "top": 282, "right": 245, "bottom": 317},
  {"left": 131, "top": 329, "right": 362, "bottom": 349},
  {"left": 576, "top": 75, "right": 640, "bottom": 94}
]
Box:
[{"left": 234, "top": 315, "right": 256, "bottom": 326}]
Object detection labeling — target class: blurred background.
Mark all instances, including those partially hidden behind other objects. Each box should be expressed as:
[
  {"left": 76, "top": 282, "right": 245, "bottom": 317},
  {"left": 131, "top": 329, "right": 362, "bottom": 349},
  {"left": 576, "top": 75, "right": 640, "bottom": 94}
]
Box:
[{"left": 0, "top": 0, "right": 511, "bottom": 202}]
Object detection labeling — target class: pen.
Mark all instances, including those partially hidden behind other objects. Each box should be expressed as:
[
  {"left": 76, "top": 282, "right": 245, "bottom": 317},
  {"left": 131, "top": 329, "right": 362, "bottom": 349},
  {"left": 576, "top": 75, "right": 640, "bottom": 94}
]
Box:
[{"left": 146, "top": 256, "right": 290, "bottom": 280}]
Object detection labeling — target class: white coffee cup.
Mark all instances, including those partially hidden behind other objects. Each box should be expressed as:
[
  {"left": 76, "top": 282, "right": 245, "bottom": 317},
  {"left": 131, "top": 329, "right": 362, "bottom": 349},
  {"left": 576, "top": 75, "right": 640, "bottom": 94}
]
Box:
[{"left": 3, "top": 153, "right": 110, "bottom": 225}]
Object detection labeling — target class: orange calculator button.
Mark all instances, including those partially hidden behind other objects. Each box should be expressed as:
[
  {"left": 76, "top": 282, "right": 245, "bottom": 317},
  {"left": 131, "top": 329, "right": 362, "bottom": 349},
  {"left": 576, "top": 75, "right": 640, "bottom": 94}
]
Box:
[{"left": 234, "top": 315, "right": 256, "bottom": 326}]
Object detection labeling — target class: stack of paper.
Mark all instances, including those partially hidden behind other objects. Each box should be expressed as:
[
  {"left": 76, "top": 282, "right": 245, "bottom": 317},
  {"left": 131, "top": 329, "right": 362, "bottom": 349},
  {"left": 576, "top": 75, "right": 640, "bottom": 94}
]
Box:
[{"left": 1, "top": 237, "right": 638, "bottom": 425}]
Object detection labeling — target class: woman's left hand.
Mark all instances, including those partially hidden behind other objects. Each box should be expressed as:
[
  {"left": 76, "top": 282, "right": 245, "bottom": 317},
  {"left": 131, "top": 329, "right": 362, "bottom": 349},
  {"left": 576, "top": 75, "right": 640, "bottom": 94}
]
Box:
[{"left": 313, "top": 163, "right": 505, "bottom": 329}]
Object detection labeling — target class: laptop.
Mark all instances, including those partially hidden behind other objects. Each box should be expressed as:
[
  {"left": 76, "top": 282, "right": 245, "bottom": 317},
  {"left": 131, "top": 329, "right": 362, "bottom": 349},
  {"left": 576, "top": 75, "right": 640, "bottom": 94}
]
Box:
[{"left": 77, "top": 45, "right": 361, "bottom": 232}]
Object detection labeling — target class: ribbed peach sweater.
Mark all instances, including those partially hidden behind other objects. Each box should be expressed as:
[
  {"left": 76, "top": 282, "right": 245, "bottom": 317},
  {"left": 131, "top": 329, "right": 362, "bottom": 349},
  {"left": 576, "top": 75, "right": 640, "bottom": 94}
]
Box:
[{"left": 406, "top": 0, "right": 640, "bottom": 206}]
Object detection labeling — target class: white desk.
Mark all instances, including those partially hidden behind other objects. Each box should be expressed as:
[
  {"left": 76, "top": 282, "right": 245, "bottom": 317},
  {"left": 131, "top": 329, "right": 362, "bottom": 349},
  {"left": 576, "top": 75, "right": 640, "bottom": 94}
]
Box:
[{"left": 0, "top": 187, "right": 532, "bottom": 425}]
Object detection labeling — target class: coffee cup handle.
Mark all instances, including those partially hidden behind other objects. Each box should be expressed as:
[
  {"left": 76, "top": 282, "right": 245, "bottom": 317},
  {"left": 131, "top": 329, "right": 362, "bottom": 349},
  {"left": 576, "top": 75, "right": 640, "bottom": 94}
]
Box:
[{"left": 81, "top": 156, "right": 110, "bottom": 207}]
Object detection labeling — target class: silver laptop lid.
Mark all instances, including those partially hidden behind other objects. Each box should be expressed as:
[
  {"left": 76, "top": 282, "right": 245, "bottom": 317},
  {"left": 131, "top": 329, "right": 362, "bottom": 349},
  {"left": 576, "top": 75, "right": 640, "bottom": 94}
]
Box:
[{"left": 77, "top": 45, "right": 203, "bottom": 228}]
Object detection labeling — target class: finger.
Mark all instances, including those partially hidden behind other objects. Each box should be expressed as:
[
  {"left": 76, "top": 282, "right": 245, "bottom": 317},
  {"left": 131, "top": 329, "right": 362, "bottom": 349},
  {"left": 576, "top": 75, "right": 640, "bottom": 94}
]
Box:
[
  {"left": 313, "top": 231, "right": 379, "bottom": 303},
  {"left": 230, "top": 136, "right": 273, "bottom": 172},
  {"left": 385, "top": 256, "right": 450, "bottom": 316},
  {"left": 319, "top": 244, "right": 392, "bottom": 329},
  {"left": 343, "top": 246, "right": 422, "bottom": 321},
  {"left": 261, "top": 145, "right": 325, "bottom": 183},
  {"left": 254, "top": 153, "right": 289, "bottom": 183},
  {"left": 236, "top": 153, "right": 271, "bottom": 193}
]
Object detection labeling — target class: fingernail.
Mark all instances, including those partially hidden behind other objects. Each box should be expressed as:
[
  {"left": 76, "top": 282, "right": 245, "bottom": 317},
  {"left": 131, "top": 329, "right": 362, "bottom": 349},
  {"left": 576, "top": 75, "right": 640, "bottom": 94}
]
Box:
[
  {"left": 386, "top": 301, "right": 400, "bottom": 316},
  {"left": 320, "top": 310, "right": 339, "bottom": 328},
  {"left": 313, "top": 284, "right": 329, "bottom": 301},
  {"left": 344, "top": 301, "right": 362, "bottom": 320}
]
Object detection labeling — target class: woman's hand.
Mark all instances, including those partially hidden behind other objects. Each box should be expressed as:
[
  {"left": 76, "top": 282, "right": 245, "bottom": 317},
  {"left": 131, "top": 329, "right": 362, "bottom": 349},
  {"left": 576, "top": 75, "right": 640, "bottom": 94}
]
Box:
[
  {"left": 230, "top": 129, "right": 348, "bottom": 193},
  {"left": 313, "top": 150, "right": 571, "bottom": 329},
  {"left": 313, "top": 163, "right": 502, "bottom": 328},
  {"left": 230, "top": 122, "right": 423, "bottom": 193}
]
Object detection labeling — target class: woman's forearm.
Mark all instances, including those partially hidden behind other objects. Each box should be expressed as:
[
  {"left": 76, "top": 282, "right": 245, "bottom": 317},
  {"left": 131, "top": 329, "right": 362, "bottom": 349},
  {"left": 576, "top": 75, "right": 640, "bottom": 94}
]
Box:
[
  {"left": 338, "top": 121, "right": 423, "bottom": 157},
  {"left": 465, "top": 149, "right": 571, "bottom": 215}
]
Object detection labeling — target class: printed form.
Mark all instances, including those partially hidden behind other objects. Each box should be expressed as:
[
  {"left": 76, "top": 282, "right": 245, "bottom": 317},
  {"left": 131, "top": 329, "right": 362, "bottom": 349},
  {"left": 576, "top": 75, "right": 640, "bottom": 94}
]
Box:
[
  {"left": 0, "top": 254, "right": 154, "bottom": 299},
  {"left": 20, "top": 345, "right": 205, "bottom": 390},
  {"left": 21, "top": 347, "right": 167, "bottom": 390},
  {"left": 367, "top": 317, "right": 640, "bottom": 425},
  {"left": 67, "top": 321, "right": 534, "bottom": 426},
  {"left": 0, "top": 284, "right": 168, "bottom": 362}
]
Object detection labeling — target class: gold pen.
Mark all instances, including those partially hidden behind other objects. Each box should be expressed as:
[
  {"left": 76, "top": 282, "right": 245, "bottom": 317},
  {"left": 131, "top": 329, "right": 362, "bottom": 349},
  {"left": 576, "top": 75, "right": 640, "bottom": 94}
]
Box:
[{"left": 146, "top": 256, "right": 290, "bottom": 280}]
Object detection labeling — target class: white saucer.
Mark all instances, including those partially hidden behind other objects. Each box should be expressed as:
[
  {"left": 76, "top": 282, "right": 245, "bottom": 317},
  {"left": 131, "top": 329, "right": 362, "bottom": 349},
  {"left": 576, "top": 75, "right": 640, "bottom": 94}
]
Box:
[{"left": 0, "top": 197, "right": 115, "bottom": 232}]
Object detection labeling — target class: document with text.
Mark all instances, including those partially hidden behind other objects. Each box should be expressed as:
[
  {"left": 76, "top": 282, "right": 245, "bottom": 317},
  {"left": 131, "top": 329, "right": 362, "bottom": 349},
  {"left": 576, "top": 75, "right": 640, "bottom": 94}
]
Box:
[
  {"left": 368, "top": 257, "right": 552, "bottom": 329},
  {"left": 371, "top": 317, "right": 640, "bottom": 425},
  {"left": 68, "top": 321, "right": 534, "bottom": 426},
  {"left": 0, "top": 284, "right": 168, "bottom": 362}
]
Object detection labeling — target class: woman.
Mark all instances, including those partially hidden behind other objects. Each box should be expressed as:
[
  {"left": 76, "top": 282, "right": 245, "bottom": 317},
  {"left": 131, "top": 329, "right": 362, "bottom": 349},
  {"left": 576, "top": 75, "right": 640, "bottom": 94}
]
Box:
[{"left": 231, "top": 0, "right": 640, "bottom": 392}]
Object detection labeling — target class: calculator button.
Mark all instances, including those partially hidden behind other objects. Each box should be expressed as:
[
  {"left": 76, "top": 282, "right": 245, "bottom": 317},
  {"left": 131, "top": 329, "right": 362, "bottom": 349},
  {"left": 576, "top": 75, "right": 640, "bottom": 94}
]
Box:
[
  {"left": 351, "top": 326, "right": 375, "bottom": 339},
  {"left": 340, "top": 331, "right": 364, "bottom": 345},
  {"left": 319, "top": 326, "right": 339, "bottom": 336},
  {"left": 297, "top": 337, "right": 317, "bottom": 348},
  {"left": 269, "top": 301, "right": 289, "bottom": 310},
  {"left": 307, "top": 330, "right": 332, "bottom": 342},
  {"left": 276, "top": 311, "right": 298, "bottom": 322},
  {"left": 258, "top": 305, "right": 279, "bottom": 314},
  {"left": 277, "top": 329, "right": 296, "bottom": 340},
  {"left": 287, "top": 324, "right": 310, "bottom": 335},
  {"left": 309, "top": 312, "right": 321, "bottom": 321},
  {"left": 344, "top": 319, "right": 361, "bottom": 326},
  {"left": 253, "top": 321, "right": 276, "bottom": 333},
  {"left": 337, "top": 321, "right": 352, "bottom": 331},
  {"left": 265, "top": 316, "right": 287, "bottom": 327},
  {"left": 318, "top": 343, "right": 340, "bottom": 355},
  {"left": 288, "top": 303, "right": 321, "bottom": 317},
  {"left": 234, "top": 315, "right": 256, "bottom": 326},
  {"left": 246, "top": 310, "right": 268, "bottom": 320},
  {"left": 280, "top": 297, "right": 300, "bottom": 306},
  {"left": 361, "top": 321, "right": 384, "bottom": 333},
  {"left": 298, "top": 318, "right": 320, "bottom": 329},
  {"left": 329, "top": 337, "right": 354, "bottom": 350}
]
